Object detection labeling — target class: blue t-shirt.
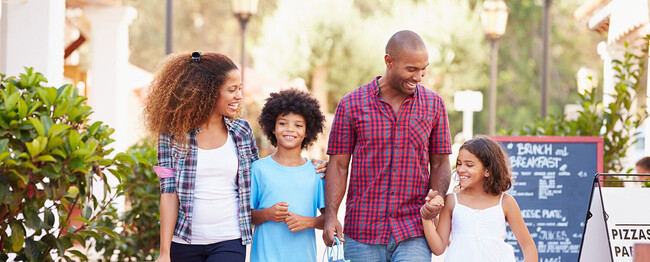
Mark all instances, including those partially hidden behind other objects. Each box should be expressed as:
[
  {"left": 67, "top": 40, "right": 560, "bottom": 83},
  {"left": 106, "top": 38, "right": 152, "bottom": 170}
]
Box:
[{"left": 250, "top": 156, "right": 325, "bottom": 262}]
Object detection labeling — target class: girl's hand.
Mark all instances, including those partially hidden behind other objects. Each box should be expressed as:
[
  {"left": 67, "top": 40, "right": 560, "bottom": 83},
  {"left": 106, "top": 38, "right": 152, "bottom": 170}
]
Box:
[
  {"left": 311, "top": 159, "right": 328, "bottom": 178},
  {"left": 429, "top": 195, "right": 444, "bottom": 207},
  {"left": 155, "top": 254, "right": 170, "bottom": 262},
  {"left": 269, "top": 202, "right": 290, "bottom": 222},
  {"left": 284, "top": 212, "right": 312, "bottom": 232}
]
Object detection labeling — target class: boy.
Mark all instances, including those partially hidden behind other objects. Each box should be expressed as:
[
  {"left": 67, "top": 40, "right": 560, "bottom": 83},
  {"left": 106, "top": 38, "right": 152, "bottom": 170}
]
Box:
[{"left": 250, "top": 88, "right": 327, "bottom": 262}]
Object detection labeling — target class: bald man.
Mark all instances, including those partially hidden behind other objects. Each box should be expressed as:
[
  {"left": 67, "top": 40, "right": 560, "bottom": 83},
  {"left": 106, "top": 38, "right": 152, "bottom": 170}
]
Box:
[{"left": 323, "top": 30, "right": 452, "bottom": 261}]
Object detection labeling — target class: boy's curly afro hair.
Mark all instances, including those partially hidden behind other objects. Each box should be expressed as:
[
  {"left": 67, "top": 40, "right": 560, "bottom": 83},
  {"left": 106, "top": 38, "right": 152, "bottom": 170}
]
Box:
[{"left": 258, "top": 88, "right": 325, "bottom": 149}]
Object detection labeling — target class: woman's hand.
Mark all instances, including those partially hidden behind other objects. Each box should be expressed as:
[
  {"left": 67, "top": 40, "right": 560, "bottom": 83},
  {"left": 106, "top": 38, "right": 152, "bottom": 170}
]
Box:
[
  {"left": 311, "top": 159, "right": 328, "bottom": 178},
  {"left": 155, "top": 253, "right": 171, "bottom": 262}
]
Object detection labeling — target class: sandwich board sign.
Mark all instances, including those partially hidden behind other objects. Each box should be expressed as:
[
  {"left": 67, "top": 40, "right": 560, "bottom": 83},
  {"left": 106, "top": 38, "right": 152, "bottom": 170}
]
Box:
[
  {"left": 578, "top": 174, "right": 650, "bottom": 262},
  {"left": 492, "top": 136, "right": 603, "bottom": 262}
]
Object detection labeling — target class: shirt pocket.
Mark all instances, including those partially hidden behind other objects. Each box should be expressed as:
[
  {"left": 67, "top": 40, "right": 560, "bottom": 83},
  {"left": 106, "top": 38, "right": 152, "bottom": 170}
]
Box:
[
  {"left": 408, "top": 115, "right": 432, "bottom": 149},
  {"left": 353, "top": 114, "right": 371, "bottom": 144}
]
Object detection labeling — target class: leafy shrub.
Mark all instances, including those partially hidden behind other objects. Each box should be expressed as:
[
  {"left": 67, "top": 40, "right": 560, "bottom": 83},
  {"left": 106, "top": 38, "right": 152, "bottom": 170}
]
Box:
[
  {"left": 94, "top": 139, "right": 160, "bottom": 261},
  {"left": 0, "top": 68, "right": 129, "bottom": 261}
]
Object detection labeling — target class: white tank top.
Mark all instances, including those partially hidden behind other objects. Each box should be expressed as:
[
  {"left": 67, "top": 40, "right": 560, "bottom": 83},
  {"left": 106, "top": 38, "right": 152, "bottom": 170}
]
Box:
[
  {"left": 172, "top": 134, "right": 241, "bottom": 244},
  {"left": 444, "top": 192, "right": 516, "bottom": 262}
]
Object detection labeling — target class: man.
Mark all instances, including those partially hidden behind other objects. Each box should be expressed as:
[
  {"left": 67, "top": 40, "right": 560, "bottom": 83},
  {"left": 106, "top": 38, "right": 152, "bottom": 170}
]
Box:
[{"left": 323, "top": 30, "right": 452, "bottom": 261}]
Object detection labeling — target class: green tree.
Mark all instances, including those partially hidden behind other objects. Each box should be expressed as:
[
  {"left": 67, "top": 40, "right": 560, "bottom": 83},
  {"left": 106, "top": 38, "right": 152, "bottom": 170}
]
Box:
[
  {"left": 253, "top": 0, "right": 488, "bottom": 115},
  {"left": 484, "top": 0, "right": 602, "bottom": 134},
  {"left": 508, "top": 37, "right": 649, "bottom": 174},
  {"left": 0, "top": 68, "right": 130, "bottom": 261},
  {"left": 125, "top": 0, "right": 280, "bottom": 71},
  {"left": 125, "top": 0, "right": 604, "bottom": 137}
]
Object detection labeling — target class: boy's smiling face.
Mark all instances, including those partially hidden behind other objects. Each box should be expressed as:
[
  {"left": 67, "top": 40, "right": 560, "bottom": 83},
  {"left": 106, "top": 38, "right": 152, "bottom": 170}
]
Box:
[{"left": 273, "top": 112, "right": 306, "bottom": 150}]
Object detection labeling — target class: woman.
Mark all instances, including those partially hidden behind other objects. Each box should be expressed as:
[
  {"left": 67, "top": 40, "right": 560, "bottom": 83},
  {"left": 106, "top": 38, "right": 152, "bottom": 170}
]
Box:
[{"left": 143, "top": 52, "right": 325, "bottom": 262}]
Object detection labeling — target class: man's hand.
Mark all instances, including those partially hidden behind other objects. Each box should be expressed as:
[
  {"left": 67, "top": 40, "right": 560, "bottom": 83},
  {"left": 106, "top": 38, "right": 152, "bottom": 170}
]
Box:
[
  {"left": 268, "top": 202, "right": 290, "bottom": 222},
  {"left": 322, "top": 216, "right": 344, "bottom": 246},
  {"left": 285, "top": 212, "right": 312, "bottom": 232},
  {"left": 421, "top": 189, "right": 443, "bottom": 220}
]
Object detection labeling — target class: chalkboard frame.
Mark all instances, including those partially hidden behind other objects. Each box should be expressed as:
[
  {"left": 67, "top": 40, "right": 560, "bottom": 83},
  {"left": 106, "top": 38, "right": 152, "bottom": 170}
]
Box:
[{"left": 491, "top": 136, "right": 604, "bottom": 173}]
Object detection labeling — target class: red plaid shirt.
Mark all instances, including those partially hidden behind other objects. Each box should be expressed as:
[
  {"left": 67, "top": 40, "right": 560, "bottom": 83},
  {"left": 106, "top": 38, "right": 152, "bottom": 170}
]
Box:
[{"left": 327, "top": 76, "right": 451, "bottom": 244}]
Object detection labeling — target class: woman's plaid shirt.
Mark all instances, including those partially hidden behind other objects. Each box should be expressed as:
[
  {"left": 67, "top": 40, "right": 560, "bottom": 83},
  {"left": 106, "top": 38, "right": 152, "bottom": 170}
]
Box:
[
  {"left": 156, "top": 118, "right": 259, "bottom": 245},
  {"left": 327, "top": 76, "right": 452, "bottom": 244}
]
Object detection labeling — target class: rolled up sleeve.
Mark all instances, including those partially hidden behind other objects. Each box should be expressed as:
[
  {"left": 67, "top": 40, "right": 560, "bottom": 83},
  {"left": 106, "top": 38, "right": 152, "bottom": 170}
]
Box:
[{"left": 157, "top": 133, "right": 177, "bottom": 194}]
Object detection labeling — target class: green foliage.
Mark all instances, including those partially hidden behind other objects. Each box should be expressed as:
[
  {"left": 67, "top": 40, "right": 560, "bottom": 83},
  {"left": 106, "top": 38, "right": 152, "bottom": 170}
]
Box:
[
  {"left": 0, "top": 68, "right": 130, "bottom": 261},
  {"left": 95, "top": 139, "right": 160, "bottom": 261},
  {"left": 125, "top": 0, "right": 603, "bottom": 137},
  {"left": 507, "top": 37, "right": 650, "bottom": 175},
  {"left": 124, "top": 0, "right": 280, "bottom": 71},
  {"left": 252, "top": 0, "right": 488, "bottom": 113}
]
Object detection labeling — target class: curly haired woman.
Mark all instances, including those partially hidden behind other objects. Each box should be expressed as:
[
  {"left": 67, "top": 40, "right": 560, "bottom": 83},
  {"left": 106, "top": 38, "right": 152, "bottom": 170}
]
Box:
[{"left": 143, "top": 52, "right": 325, "bottom": 262}]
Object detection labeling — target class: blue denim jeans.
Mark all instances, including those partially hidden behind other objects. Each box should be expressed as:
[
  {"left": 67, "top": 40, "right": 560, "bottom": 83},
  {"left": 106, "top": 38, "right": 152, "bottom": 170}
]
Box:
[{"left": 343, "top": 234, "right": 431, "bottom": 262}]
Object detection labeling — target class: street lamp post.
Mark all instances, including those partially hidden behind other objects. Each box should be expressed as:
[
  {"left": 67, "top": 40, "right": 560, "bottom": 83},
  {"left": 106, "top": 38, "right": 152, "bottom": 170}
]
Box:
[
  {"left": 231, "top": 0, "right": 259, "bottom": 87},
  {"left": 165, "top": 0, "right": 173, "bottom": 55},
  {"left": 542, "top": 0, "right": 552, "bottom": 118},
  {"left": 481, "top": 0, "right": 508, "bottom": 135}
]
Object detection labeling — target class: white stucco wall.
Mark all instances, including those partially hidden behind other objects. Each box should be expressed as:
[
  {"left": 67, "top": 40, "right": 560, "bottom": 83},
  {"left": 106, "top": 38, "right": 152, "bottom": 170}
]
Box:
[{"left": 0, "top": 0, "right": 65, "bottom": 85}]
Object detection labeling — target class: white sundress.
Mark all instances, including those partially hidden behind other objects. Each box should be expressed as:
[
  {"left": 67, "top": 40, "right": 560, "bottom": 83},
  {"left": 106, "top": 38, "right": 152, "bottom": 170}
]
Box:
[{"left": 444, "top": 192, "right": 516, "bottom": 262}]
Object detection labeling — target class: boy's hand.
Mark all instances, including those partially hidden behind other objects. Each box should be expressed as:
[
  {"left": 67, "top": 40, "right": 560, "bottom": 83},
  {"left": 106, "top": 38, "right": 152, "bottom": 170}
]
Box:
[
  {"left": 284, "top": 212, "right": 312, "bottom": 232},
  {"left": 268, "top": 202, "right": 290, "bottom": 222}
]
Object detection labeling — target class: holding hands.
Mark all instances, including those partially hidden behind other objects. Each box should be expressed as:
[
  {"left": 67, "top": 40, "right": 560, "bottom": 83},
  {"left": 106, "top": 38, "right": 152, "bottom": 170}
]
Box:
[
  {"left": 420, "top": 189, "right": 445, "bottom": 220},
  {"left": 261, "top": 202, "right": 321, "bottom": 233}
]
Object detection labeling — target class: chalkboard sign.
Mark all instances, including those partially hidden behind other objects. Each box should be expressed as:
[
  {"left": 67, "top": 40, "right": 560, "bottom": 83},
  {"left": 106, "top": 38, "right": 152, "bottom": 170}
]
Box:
[{"left": 492, "top": 136, "right": 604, "bottom": 262}]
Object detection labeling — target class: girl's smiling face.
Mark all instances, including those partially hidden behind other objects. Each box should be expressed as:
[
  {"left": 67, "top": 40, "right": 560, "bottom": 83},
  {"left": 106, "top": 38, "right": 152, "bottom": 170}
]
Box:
[{"left": 456, "top": 148, "right": 488, "bottom": 190}]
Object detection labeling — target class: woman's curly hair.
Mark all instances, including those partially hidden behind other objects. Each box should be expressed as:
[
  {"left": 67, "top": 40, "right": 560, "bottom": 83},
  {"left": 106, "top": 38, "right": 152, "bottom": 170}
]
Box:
[
  {"left": 459, "top": 135, "right": 513, "bottom": 195},
  {"left": 258, "top": 89, "right": 325, "bottom": 149},
  {"left": 142, "top": 52, "right": 240, "bottom": 144}
]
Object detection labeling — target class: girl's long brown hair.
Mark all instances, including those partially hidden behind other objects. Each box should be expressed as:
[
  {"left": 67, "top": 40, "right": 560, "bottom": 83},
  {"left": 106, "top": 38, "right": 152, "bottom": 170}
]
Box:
[
  {"left": 459, "top": 136, "right": 512, "bottom": 195},
  {"left": 142, "top": 52, "right": 239, "bottom": 144}
]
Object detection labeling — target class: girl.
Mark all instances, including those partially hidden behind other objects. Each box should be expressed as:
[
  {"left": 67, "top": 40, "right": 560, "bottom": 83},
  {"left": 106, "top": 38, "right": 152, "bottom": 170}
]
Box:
[
  {"left": 421, "top": 136, "right": 538, "bottom": 262},
  {"left": 143, "top": 52, "right": 326, "bottom": 262}
]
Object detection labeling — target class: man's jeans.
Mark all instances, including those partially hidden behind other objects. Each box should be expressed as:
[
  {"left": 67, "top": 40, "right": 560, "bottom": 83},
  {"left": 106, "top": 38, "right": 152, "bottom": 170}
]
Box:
[{"left": 343, "top": 234, "right": 432, "bottom": 262}]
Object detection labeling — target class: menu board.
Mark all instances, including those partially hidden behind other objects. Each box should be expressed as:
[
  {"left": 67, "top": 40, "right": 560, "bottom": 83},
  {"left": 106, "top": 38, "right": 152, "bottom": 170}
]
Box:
[{"left": 492, "top": 136, "right": 604, "bottom": 262}]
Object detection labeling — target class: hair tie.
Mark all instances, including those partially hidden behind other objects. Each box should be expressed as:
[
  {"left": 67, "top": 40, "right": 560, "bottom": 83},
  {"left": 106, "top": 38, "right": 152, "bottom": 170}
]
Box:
[{"left": 191, "top": 51, "right": 202, "bottom": 62}]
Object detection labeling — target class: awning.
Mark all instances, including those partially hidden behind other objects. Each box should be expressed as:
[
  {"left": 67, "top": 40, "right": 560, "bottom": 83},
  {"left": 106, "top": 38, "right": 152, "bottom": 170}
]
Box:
[{"left": 608, "top": 0, "right": 650, "bottom": 44}]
